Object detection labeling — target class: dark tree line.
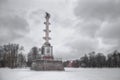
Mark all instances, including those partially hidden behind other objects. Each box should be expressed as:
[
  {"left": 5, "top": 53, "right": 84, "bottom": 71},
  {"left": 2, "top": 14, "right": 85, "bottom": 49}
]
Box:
[
  {"left": 1, "top": 43, "right": 120, "bottom": 68},
  {"left": 0, "top": 43, "right": 26, "bottom": 68},
  {"left": 0, "top": 44, "right": 41, "bottom": 68},
  {"left": 63, "top": 50, "right": 120, "bottom": 68}
]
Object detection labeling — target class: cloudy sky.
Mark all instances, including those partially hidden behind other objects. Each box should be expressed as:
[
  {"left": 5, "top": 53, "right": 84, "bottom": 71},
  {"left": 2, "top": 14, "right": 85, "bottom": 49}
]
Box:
[{"left": 0, "top": 0, "right": 120, "bottom": 60}]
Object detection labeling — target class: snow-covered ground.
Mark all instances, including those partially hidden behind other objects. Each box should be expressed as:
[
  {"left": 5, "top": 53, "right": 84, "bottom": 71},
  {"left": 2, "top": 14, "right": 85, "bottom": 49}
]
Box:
[{"left": 0, "top": 68, "right": 120, "bottom": 80}]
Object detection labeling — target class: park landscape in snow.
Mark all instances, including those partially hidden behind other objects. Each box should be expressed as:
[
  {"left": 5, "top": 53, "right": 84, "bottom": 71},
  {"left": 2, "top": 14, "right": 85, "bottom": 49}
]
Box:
[
  {"left": 0, "top": 68, "right": 120, "bottom": 80},
  {"left": 0, "top": 0, "right": 120, "bottom": 80}
]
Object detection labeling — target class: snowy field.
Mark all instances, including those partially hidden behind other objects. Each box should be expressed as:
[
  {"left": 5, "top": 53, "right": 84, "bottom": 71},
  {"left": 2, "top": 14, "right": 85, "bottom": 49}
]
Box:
[{"left": 0, "top": 68, "right": 120, "bottom": 80}]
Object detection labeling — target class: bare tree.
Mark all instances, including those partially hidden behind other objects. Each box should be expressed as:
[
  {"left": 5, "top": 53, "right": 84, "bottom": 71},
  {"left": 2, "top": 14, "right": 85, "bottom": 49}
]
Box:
[{"left": 27, "top": 46, "right": 40, "bottom": 67}]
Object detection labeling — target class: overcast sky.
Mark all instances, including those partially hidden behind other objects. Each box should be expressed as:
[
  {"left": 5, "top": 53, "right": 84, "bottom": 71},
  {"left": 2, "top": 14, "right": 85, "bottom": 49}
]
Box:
[{"left": 0, "top": 0, "right": 120, "bottom": 60}]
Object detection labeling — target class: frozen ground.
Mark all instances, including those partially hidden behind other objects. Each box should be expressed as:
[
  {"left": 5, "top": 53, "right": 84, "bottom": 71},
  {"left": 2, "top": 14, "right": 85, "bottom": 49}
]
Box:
[{"left": 0, "top": 68, "right": 120, "bottom": 80}]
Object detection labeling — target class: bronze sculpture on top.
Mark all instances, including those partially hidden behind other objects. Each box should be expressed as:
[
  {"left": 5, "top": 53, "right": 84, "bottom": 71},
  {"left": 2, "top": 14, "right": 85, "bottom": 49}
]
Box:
[{"left": 31, "top": 12, "right": 64, "bottom": 71}]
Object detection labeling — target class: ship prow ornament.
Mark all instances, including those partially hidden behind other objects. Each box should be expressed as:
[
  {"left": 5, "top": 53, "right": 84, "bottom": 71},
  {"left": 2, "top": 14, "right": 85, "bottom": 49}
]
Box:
[{"left": 31, "top": 12, "right": 64, "bottom": 71}]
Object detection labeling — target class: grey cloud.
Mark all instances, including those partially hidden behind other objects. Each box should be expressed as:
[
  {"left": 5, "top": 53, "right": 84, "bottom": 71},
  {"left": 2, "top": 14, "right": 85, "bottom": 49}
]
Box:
[
  {"left": 101, "top": 38, "right": 120, "bottom": 51},
  {"left": 64, "top": 37, "right": 98, "bottom": 58},
  {"left": 98, "top": 20, "right": 120, "bottom": 39},
  {"left": 73, "top": 0, "right": 120, "bottom": 54},
  {"left": 98, "top": 20, "right": 120, "bottom": 50},
  {"left": 0, "top": 0, "right": 7, "bottom": 4},
  {"left": 75, "top": 20, "right": 101, "bottom": 37},
  {"left": 28, "top": 9, "right": 48, "bottom": 25},
  {"left": 0, "top": 15, "right": 29, "bottom": 44},
  {"left": 74, "top": 0, "right": 120, "bottom": 21}
]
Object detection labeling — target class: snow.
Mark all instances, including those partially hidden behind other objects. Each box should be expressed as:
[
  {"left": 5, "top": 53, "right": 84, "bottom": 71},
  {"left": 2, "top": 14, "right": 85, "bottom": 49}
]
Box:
[{"left": 0, "top": 68, "right": 120, "bottom": 80}]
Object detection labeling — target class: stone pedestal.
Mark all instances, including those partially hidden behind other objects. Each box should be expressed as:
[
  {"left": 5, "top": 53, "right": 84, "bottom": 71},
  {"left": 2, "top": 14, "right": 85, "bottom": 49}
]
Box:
[{"left": 31, "top": 59, "right": 64, "bottom": 71}]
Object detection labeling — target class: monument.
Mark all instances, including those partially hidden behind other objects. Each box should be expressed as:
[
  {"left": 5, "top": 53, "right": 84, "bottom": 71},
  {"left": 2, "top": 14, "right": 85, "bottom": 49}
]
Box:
[
  {"left": 41, "top": 12, "right": 53, "bottom": 60},
  {"left": 31, "top": 12, "right": 64, "bottom": 71}
]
